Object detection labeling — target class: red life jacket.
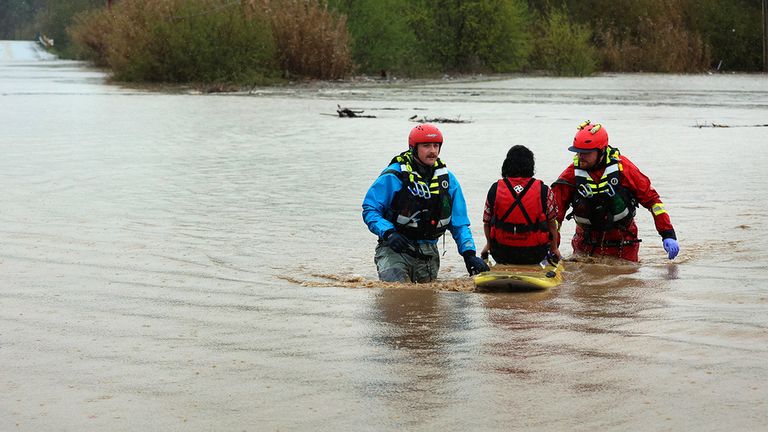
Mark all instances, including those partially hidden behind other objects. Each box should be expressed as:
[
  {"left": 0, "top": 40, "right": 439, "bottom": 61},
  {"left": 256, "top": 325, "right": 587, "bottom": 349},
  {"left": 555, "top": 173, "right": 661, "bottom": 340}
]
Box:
[{"left": 490, "top": 177, "right": 550, "bottom": 249}]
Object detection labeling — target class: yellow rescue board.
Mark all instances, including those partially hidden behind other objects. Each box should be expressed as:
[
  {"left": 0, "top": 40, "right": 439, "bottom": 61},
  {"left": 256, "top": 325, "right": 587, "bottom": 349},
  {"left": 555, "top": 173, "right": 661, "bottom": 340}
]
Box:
[{"left": 473, "top": 262, "right": 565, "bottom": 291}]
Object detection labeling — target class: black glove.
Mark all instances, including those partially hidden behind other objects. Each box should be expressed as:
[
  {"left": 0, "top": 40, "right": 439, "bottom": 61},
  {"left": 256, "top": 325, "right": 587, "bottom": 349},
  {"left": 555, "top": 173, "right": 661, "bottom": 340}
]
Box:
[
  {"left": 384, "top": 230, "right": 410, "bottom": 253},
  {"left": 463, "top": 250, "right": 489, "bottom": 275}
]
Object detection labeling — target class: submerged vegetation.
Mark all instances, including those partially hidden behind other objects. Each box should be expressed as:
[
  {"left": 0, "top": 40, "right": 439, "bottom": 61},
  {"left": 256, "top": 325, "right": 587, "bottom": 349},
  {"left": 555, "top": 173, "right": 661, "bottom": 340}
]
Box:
[
  {"left": 530, "top": 8, "right": 597, "bottom": 76},
  {"left": 68, "top": 0, "right": 351, "bottom": 84},
  {"left": 1, "top": 0, "right": 763, "bottom": 84},
  {"left": 71, "top": 1, "right": 279, "bottom": 83}
]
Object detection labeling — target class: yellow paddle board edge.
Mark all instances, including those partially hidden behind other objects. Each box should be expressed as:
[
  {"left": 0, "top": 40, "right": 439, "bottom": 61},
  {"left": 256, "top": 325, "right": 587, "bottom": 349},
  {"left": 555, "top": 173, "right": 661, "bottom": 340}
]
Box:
[{"left": 473, "top": 262, "right": 564, "bottom": 290}]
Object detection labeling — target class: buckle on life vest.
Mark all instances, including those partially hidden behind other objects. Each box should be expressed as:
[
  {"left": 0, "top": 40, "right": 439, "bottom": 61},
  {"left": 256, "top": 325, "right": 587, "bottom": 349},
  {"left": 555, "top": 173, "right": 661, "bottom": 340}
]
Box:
[{"left": 578, "top": 183, "right": 593, "bottom": 198}]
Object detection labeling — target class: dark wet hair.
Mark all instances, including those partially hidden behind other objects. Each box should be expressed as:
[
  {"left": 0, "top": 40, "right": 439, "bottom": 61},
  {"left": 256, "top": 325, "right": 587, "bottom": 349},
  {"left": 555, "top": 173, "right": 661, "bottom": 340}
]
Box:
[{"left": 501, "top": 145, "right": 535, "bottom": 177}]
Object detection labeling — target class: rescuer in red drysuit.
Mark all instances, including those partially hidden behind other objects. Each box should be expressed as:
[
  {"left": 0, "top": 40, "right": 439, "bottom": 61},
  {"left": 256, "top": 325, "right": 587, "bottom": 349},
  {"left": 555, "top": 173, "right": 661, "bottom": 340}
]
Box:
[{"left": 551, "top": 121, "right": 679, "bottom": 262}]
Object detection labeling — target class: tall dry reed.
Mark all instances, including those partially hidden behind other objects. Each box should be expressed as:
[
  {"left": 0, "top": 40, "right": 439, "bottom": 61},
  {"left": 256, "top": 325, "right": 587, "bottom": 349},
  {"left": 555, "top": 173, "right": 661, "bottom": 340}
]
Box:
[
  {"left": 264, "top": 0, "right": 352, "bottom": 79},
  {"left": 68, "top": 7, "right": 115, "bottom": 66},
  {"left": 598, "top": 1, "right": 710, "bottom": 72}
]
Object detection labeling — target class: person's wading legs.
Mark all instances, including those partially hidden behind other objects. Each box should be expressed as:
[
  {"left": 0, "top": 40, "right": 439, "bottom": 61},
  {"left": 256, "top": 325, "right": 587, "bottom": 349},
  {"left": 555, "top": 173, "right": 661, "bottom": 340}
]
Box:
[
  {"left": 375, "top": 242, "right": 440, "bottom": 283},
  {"left": 572, "top": 223, "right": 640, "bottom": 262},
  {"left": 375, "top": 243, "right": 410, "bottom": 282},
  {"left": 411, "top": 243, "right": 440, "bottom": 283}
]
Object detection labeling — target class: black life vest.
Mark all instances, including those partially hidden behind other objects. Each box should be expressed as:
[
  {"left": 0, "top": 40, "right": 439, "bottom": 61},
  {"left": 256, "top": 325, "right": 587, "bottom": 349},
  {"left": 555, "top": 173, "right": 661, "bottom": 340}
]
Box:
[
  {"left": 490, "top": 177, "right": 550, "bottom": 249},
  {"left": 570, "top": 146, "right": 637, "bottom": 231},
  {"left": 383, "top": 151, "right": 452, "bottom": 240}
]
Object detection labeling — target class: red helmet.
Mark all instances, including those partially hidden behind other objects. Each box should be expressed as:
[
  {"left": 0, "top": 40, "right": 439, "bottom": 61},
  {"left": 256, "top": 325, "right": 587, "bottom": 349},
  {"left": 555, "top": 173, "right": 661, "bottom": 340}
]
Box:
[
  {"left": 569, "top": 120, "right": 608, "bottom": 153},
  {"left": 408, "top": 124, "right": 443, "bottom": 148}
]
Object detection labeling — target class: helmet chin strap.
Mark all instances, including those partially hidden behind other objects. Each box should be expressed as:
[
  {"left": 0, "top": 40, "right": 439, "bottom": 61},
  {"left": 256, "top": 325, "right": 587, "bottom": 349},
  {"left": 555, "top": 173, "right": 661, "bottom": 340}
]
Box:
[
  {"left": 595, "top": 148, "right": 608, "bottom": 168},
  {"left": 411, "top": 146, "right": 420, "bottom": 160},
  {"left": 413, "top": 151, "right": 428, "bottom": 168}
]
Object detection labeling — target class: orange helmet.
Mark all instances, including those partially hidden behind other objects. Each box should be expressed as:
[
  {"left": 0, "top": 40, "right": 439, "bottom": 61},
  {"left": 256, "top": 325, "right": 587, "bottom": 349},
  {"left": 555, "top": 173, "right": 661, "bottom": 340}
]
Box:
[
  {"left": 408, "top": 124, "right": 443, "bottom": 148},
  {"left": 569, "top": 120, "right": 608, "bottom": 153}
]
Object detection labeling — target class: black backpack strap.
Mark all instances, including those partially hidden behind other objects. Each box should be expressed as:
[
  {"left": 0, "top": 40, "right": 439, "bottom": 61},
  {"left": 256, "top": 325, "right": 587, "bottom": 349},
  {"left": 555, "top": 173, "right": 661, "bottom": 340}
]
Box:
[
  {"left": 498, "top": 178, "right": 536, "bottom": 225},
  {"left": 552, "top": 178, "right": 574, "bottom": 188},
  {"left": 380, "top": 168, "right": 406, "bottom": 183},
  {"left": 540, "top": 182, "right": 549, "bottom": 219}
]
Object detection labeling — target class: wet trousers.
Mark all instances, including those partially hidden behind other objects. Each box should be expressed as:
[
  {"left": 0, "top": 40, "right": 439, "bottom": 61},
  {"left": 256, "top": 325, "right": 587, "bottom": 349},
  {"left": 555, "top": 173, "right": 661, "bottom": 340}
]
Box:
[
  {"left": 374, "top": 242, "right": 440, "bottom": 283},
  {"left": 572, "top": 220, "right": 640, "bottom": 262}
]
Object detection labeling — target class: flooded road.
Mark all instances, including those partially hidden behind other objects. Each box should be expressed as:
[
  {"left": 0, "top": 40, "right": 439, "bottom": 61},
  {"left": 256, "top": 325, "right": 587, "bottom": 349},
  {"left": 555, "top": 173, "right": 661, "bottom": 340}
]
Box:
[{"left": 1, "top": 59, "right": 767, "bottom": 430}]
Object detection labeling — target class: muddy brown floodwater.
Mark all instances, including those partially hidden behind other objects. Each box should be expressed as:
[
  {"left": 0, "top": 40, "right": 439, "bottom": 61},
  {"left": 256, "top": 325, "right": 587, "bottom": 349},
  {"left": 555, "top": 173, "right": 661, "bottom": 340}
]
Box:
[{"left": 1, "top": 59, "right": 767, "bottom": 430}]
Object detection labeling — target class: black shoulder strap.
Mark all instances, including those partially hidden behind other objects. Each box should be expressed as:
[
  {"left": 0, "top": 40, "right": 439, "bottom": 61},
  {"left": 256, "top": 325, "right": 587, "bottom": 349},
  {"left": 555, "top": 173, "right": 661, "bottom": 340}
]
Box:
[
  {"left": 552, "top": 178, "right": 574, "bottom": 188},
  {"left": 381, "top": 168, "right": 404, "bottom": 181},
  {"left": 540, "top": 182, "right": 549, "bottom": 219}
]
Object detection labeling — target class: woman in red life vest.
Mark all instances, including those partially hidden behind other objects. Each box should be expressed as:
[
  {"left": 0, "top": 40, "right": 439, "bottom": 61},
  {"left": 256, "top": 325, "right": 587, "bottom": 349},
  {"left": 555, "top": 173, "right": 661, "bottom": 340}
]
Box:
[{"left": 480, "top": 145, "right": 561, "bottom": 265}]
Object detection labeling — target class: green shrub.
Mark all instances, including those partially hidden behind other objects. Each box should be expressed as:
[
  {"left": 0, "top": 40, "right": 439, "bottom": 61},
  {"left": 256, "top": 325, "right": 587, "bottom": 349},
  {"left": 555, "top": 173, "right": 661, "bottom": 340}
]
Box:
[
  {"left": 687, "top": 0, "right": 761, "bottom": 71},
  {"left": 532, "top": 7, "right": 597, "bottom": 76},
  {"left": 72, "top": 0, "right": 278, "bottom": 84},
  {"left": 146, "top": 1, "right": 277, "bottom": 83},
  {"left": 330, "top": 0, "right": 430, "bottom": 76},
  {"left": 411, "top": 0, "right": 532, "bottom": 73}
]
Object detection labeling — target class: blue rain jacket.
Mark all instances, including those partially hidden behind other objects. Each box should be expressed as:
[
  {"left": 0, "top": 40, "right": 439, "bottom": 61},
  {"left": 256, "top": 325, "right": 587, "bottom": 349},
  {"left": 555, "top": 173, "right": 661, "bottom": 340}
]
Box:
[{"left": 362, "top": 162, "right": 477, "bottom": 255}]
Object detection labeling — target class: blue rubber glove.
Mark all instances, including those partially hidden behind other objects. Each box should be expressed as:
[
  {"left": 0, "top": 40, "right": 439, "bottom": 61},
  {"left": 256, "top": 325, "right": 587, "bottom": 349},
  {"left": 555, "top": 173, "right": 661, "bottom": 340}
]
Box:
[
  {"left": 384, "top": 231, "right": 411, "bottom": 253},
  {"left": 546, "top": 250, "right": 561, "bottom": 265},
  {"left": 463, "top": 251, "right": 490, "bottom": 275},
  {"left": 663, "top": 238, "right": 679, "bottom": 260}
]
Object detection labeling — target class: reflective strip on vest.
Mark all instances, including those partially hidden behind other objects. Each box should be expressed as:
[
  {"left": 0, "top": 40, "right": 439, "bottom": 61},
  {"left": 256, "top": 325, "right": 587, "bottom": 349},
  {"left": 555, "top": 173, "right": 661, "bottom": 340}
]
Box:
[
  {"left": 574, "top": 215, "right": 592, "bottom": 225},
  {"left": 436, "top": 216, "right": 451, "bottom": 228},
  {"left": 574, "top": 207, "right": 629, "bottom": 225},
  {"left": 396, "top": 214, "right": 419, "bottom": 227},
  {"left": 604, "top": 163, "right": 620, "bottom": 175},
  {"left": 395, "top": 210, "right": 450, "bottom": 229},
  {"left": 401, "top": 165, "right": 445, "bottom": 195},
  {"left": 613, "top": 207, "right": 630, "bottom": 221},
  {"left": 652, "top": 203, "right": 667, "bottom": 216}
]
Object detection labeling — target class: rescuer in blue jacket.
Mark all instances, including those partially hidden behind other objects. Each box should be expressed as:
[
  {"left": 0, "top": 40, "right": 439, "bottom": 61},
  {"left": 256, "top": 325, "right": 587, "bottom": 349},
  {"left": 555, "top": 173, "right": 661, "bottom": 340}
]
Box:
[{"left": 362, "top": 124, "right": 488, "bottom": 282}]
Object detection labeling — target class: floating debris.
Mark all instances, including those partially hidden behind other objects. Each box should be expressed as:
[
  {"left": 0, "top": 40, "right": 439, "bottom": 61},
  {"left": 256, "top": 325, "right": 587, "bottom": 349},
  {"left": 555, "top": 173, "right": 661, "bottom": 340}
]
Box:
[
  {"left": 324, "top": 104, "right": 376, "bottom": 118},
  {"left": 409, "top": 115, "right": 471, "bottom": 124},
  {"left": 694, "top": 122, "right": 768, "bottom": 128},
  {"left": 367, "top": 107, "right": 427, "bottom": 111}
]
